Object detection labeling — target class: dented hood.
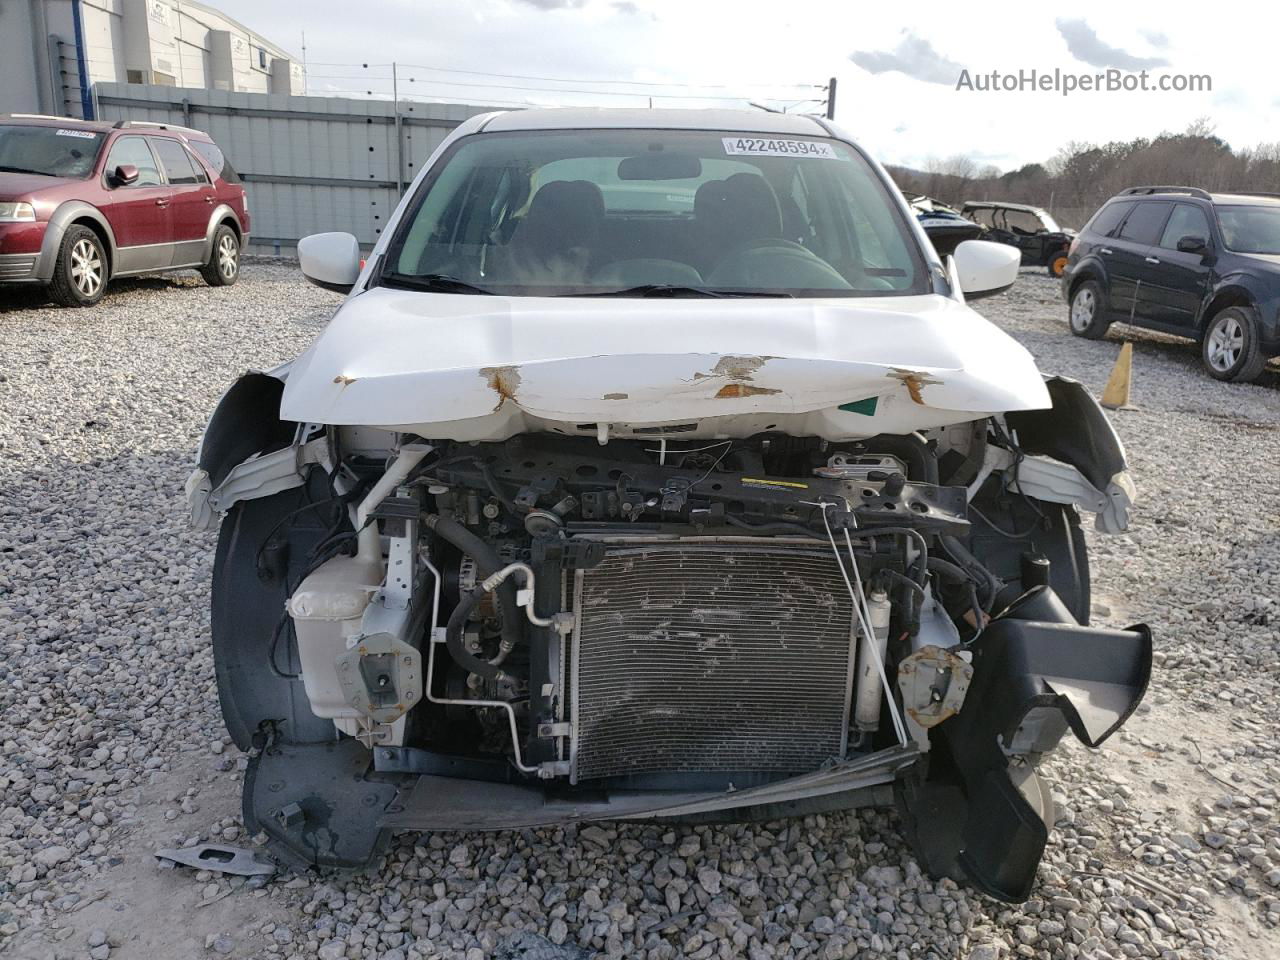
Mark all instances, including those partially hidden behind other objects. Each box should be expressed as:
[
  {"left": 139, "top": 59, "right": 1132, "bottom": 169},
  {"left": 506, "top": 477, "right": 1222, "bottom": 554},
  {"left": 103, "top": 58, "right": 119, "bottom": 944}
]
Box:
[{"left": 279, "top": 287, "right": 1052, "bottom": 439}]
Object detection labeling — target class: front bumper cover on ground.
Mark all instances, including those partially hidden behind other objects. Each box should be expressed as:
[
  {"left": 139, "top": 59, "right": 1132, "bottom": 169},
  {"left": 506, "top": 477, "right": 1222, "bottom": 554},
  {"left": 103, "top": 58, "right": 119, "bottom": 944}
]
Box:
[{"left": 898, "top": 613, "right": 1152, "bottom": 901}]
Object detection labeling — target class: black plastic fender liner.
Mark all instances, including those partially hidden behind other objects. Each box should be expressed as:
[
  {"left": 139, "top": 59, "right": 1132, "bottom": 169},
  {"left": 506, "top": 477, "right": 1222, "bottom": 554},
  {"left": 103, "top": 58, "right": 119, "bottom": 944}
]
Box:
[
  {"left": 1004, "top": 376, "right": 1127, "bottom": 495},
  {"left": 198, "top": 372, "right": 295, "bottom": 488},
  {"left": 900, "top": 607, "right": 1152, "bottom": 902},
  {"left": 243, "top": 737, "right": 400, "bottom": 872},
  {"left": 212, "top": 481, "right": 343, "bottom": 750}
]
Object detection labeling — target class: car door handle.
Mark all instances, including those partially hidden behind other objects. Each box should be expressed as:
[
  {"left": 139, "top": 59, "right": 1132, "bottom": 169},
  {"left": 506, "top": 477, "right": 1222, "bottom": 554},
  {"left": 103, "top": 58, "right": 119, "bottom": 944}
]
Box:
[
  {"left": 1145, "top": 256, "right": 1161, "bottom": 264},
  {"left": 155, "top": 198, "right": 170, "bottom": 208},
  {"left": 1100, "top": 247, "right": 1113, "bottom": 255}
]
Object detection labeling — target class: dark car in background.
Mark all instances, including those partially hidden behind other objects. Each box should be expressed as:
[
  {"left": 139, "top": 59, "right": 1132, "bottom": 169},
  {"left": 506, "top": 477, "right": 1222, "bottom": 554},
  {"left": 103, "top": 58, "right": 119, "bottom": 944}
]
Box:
[
  {"left": 1061, "top": 185, "right": 1280, "bottom": 382},
  {"left": 962, "top": 200, "right": 1076, "bottom": 278},
  {"left": 0, "top": 114, "right": 249, "bottom": 306}
]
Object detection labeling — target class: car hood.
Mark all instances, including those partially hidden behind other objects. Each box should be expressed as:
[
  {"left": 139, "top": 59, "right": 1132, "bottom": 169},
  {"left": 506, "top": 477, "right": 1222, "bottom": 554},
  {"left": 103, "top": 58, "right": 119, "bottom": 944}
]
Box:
[
  {"left": 279, "top": 286, "right": 1053, "bottom": 441},
  {"left": 0, "top": 171, "right": 77, "bottom": 201}
]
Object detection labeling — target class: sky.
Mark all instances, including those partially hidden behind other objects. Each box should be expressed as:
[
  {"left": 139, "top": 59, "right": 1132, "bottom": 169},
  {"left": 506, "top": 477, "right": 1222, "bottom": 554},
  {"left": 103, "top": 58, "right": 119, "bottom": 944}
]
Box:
[{"left": 210, "top": 0, "right": 1276, "bottom": 173}]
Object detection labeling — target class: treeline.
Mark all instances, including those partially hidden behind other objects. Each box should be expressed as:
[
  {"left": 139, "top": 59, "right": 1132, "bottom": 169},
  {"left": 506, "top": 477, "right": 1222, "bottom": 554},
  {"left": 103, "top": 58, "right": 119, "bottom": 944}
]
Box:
[{"left": 887, "top": 121, "right": 1280, "bottom": 229}]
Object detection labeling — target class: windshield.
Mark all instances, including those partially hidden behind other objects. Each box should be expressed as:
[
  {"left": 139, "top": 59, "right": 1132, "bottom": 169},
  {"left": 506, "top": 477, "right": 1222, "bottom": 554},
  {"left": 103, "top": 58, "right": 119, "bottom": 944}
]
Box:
[
  {"left": 0, "top": 124, "right": 105, "bottom": 179},
  {"left": 382, "top": 129, "right": 926, "bottom": 297},
  {"left": 1216, "top": 204, "right": 1280, "bottom": 254}
]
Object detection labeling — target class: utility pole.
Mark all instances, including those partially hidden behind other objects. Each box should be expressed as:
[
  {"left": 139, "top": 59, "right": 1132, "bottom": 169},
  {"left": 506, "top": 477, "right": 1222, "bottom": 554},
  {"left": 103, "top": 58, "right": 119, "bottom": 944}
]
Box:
[
  {"left": 826, "top": 77, "right": 837, "bottom": 120},
  {"left": 301, "top": 31, "right": 307, "bottom": 95},
  {"left": 393, "top": 62, "right": 404, "bottom": 195}
]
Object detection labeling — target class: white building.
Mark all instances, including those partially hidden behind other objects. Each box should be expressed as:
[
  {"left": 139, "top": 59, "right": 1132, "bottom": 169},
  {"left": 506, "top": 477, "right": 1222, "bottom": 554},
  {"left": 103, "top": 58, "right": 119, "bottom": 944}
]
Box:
[{"left": 2, "top": 0, "right": 304, "bottom": 119}]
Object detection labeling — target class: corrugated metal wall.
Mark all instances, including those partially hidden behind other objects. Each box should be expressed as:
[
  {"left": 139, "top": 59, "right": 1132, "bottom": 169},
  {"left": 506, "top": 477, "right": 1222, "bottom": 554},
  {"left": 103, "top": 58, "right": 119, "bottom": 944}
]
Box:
[{"left": 93, "top": 82, "right": 498, "bottom": 254}]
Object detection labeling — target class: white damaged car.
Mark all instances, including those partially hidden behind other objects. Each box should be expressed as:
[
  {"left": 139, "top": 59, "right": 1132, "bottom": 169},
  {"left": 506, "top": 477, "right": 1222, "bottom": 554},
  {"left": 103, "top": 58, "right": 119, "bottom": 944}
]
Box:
[{"left": 188, "top": 108, "right": 1150, "bottom": 902}]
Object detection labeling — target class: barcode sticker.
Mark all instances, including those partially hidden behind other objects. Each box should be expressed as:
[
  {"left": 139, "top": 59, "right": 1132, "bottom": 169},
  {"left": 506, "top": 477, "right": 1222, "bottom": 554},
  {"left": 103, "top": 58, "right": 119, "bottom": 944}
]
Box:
[{"left": 723, "top": 137, "right": 839, "bottom": 159}]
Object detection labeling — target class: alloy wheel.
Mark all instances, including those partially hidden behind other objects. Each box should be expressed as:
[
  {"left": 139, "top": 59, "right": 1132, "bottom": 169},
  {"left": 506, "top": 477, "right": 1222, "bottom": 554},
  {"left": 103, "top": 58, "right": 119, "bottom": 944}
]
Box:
[
  {"left": 70, "top": 238, "right": 103, "bottom": 298},
  {"left": 1206, "top": 315, "right": 1244, "bottom": 373},
  {"left": 1070, "top": 288, "right": 1095, "bottom": 332},
  {"left": 218, "top": 234, "right": 239, "bottom": 280}
]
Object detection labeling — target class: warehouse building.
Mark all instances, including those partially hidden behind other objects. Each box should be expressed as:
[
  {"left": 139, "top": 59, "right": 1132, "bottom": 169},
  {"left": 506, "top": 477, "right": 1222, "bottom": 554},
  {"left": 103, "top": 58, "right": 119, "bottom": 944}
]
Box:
[{"left": 2, "top": 0, "right": 303, "bottom": 119}]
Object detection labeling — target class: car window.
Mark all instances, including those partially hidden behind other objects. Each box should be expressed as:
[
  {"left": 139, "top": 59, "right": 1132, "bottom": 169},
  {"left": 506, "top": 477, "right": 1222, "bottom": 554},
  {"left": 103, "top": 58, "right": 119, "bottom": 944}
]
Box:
[
  {"left": 189, "top": 140, "right": 241, "bottom": 184},
  {"left": 532, "top": 155, "right": 757, "bottom": 214},
  {"left": 103, "top": 136, "right": 162, "bottom": 186},
  {"left": 1215, "top": 204, "right": 1280, "bottom": 254},
  {"left": 963, "top": 207, "right": 994, "bottom": 228},
  {"left": 1004, "top": 209, "right": 1042, "bottom": 234},
  {"left": 150, "top": 138, "right": 202, "bottom": 185},
  {"left": 1117, "top": 201, "right": 1171, "bottom": 245},
  {"left": 0, "top": 124, "right": 105, "bottom": 179},
  {"left": 1158, "top": 203, "right": 1212, "bottom": 250},
  {"left": 385, "top": 129, "right": 926, "bottom": 298},
  {"left": 1084, "top": 200, "right": 1133, "bottom": 238}
]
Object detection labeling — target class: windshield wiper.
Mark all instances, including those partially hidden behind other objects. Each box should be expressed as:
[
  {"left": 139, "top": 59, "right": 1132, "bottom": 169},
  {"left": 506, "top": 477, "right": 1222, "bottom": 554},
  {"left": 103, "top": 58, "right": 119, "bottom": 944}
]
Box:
[
  {"left": 580, "top": 284, "right": 793, "bottom": 298},
  {"left": 0, "top": 165, "right": 48, "bottom": 176},
  {"left": 380, "top": 272, "right": 494, "bottom": 295}
]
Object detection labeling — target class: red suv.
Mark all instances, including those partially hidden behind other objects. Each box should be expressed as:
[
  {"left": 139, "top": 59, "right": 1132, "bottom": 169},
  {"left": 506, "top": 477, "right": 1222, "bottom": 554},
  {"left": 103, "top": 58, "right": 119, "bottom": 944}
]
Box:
[{"left": 0, "top": 114, "right": 249, "bottom": 306}]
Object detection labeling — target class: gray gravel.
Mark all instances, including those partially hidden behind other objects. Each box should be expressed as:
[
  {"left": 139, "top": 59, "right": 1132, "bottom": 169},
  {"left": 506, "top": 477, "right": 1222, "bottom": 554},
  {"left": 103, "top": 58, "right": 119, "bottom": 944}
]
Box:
[{"left": 0, "top": 264, "right": 1278, "bottom": 959}]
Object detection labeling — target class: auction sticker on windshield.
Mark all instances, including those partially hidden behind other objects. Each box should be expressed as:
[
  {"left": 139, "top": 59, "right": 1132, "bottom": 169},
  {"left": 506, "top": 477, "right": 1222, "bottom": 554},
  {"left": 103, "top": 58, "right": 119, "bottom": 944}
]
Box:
[{"left": 723, "top": 137, "right": 839, "bottom": 159}]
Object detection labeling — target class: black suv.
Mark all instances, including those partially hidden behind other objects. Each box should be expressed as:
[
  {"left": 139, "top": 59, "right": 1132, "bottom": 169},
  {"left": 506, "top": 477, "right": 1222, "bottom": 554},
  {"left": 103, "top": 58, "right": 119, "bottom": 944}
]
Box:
[
  {"left": 961, "top": 201, "right": 1076, "bottom": 277},
  {"left": 1062, "top": 186, "right": 1280, "bottom": 382}
]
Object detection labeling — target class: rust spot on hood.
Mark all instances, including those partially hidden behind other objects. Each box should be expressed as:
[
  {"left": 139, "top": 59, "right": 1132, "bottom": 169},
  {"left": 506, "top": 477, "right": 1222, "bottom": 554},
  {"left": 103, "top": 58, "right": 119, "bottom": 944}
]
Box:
[
  {"left": 480, "top": 365, "right": 522, "bottom": 410},
  {"left": 692, "top": 355, "right": 771, "bottom": 382},
  {"left": 886, "top": 368, "right": 943, "bottom": 405},
  {"left": 333, "top": 374, "right": 358, "bottom": 387},
  {"left": 716, "top": 383, "right": 781, "bottom": 399}
]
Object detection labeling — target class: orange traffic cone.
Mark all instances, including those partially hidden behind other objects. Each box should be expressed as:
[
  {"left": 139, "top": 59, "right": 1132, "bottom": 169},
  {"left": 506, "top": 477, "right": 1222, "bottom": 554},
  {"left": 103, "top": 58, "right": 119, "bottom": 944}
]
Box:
[{"left": 1100, "top": 342, "right": 1133, "bottom": 410}]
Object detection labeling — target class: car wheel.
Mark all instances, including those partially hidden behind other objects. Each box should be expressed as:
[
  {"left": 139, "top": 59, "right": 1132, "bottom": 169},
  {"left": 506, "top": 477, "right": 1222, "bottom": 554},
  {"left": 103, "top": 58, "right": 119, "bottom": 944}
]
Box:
[
  {"left": 1068, "top": 279, "right": 1111, "bottom": 339},
  {"left": 1048, "top": 250, "right": 1069, "bottom": 278},
  {"left": 1201, "top": 306, "right": 1267, "bottom": 382},
  {"left": 48, "top": 225, "right": 107, "bottom": 307},
  {"left": 201, "top": 224, "right": 240, "bottom": 287}
]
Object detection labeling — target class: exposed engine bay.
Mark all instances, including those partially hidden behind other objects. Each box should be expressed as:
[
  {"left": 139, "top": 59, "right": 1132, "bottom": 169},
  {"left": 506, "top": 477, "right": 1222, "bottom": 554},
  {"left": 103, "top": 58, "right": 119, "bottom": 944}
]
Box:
[{"left": 195, "top": 377, "right": 1150, "bottom": 902}]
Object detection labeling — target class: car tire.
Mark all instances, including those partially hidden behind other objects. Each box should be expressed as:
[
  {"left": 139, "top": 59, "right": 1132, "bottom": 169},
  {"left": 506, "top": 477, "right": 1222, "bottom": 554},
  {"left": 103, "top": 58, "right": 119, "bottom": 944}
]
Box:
[
  {"left": 1068, "top": 279, "right": 1110, "bottom": 340},
  {"left": 47, "top": 224, "right": 107, "bottom": 307},
  {"left": 1047, "top": 250, "right": 1069, "bottom": 278},
  {"left": 1201, "top": 305, "right": 1267, "bottom": 383},
  {"left": 200, "top": 224, "right": 240, "bottom": 287}
]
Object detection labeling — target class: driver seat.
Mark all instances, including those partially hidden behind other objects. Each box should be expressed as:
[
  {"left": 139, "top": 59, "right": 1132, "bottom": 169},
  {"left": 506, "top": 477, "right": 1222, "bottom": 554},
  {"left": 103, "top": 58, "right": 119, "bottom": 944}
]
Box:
[{"left": 693, "top": 173, "right": 783, "bottom": 271}]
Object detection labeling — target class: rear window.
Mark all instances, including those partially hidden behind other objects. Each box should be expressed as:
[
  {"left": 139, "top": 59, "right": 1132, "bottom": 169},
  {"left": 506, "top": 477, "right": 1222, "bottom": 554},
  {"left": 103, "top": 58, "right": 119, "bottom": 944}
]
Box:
[
  {"left": 189, "top": 139, "right": 241, "bottom": 184},
  {"left": 1084, "top": 200, "right": 1133, "bottom": 238},
  {"left": 1117, "top": 201, "right": 1171, "bottom": 245}
]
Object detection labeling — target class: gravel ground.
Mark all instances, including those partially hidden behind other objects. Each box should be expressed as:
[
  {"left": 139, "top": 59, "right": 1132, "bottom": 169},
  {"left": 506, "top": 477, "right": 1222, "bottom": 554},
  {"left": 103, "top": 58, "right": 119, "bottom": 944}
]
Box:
[{"left": 1, "top": 263, "right": 1278, "bottom": 960}]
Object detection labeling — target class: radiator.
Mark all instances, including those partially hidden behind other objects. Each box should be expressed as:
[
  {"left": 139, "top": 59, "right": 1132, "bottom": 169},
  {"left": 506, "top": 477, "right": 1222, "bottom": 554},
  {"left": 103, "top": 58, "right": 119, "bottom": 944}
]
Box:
[{"left": 569, "top": 541, "right": 857, "bottom": 782}]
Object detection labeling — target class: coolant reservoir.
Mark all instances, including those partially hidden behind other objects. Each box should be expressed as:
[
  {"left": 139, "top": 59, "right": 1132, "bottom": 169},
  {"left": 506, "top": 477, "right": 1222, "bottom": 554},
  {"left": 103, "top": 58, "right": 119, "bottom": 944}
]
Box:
[{"left": 286, "top": 553, "right": 384, "bottom": 719}]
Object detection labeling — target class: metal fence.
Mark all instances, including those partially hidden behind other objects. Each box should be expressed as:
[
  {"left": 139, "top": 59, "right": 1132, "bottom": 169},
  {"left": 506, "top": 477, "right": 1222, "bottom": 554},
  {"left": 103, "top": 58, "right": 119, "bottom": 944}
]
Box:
[{"left": 93, "top": 82, "right": 498, "bottom": 255}]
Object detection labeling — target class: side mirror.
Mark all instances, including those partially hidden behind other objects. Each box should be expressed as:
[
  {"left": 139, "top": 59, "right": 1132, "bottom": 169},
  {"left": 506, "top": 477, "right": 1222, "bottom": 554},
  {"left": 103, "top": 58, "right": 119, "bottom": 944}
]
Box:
[
  {"left": 950, "top": 239, "right": 1020, "bottom": 301},
  {"left": 298, "top": 232, "right": 362, "bottom": 294},
  {"left": 113, "top": 163, "right": 139, "bottom": 186},
  {"left": 1177, "top": 235, "right": 1209, "bottom": 255}
]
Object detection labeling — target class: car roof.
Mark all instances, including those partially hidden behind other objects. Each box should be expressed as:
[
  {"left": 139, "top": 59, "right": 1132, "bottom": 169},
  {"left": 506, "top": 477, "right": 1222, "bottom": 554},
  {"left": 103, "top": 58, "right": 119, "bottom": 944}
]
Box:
[
  {"left": 1, "top": 113, "right": 118, "bottom": 133},
  {"left": 0, "top": 114, "right": 213, "bottom": 142},
  {"left": 479, "top": 107, "right": 831, "bottom": 136},
  {"left": 1208, "top": 192, "right": 1280, "bottom": 206}
]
